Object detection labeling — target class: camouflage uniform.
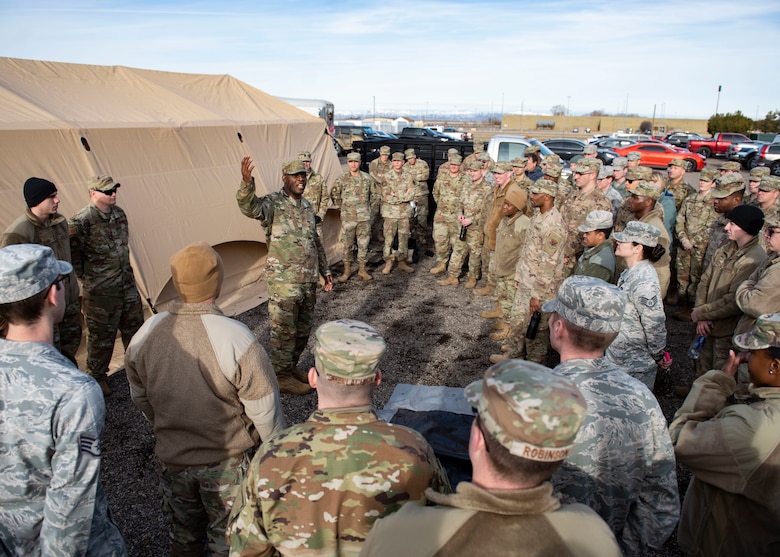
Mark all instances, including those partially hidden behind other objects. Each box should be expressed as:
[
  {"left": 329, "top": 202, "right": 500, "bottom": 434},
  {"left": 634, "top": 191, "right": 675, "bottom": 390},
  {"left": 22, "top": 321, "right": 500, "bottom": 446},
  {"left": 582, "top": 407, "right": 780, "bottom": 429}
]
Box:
[
  {"left": 236, "top": 173, "right": 330, "bottom": 380},
  {"left": 560, "top": 187, "right": 612, "bottom": 277},
  {"left": 431, "top": 167, "right": 469, "bottom": 267},
  {"left": 379, "top": 163, "right": 416, "bottom": 262},
  {"left": 304, "top": 170, "right": 327, "bottom": 237},
  {"left": 676, "top": 189, "right": 718, "bottom": 301},
  {"left": 405, "top": 155, "right": 431, "bottom": 251},
  {"left": 331, "top": 168, "right": 378, "bottom": 264},
  {"left": 493, "top": 198, "right": 531, "bottom": 322},
  {"left": 1, "top": 209, "right": 81, "bottom": 364},
  {"left": 666, "top": 177, "right": 692, "bottom": 212},
  {"left": 736, "top": 254, "right": 780, "bottom": 337},
  {"left": 444, "top": 172, "right": 492, "bottom": 281},
  {"left": 69, "top": 193, "right": 144, "bottom": 383},
  {"left": 368, "top": 152, "right": 392, "bottom": 238}
]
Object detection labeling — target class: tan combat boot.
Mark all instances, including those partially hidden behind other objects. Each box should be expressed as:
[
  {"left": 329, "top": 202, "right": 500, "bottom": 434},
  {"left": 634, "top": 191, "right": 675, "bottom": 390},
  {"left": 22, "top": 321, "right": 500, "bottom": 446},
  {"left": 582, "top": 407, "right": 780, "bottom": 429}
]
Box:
[
  {"left": 397, "top": 260, "right": 415, "bottom": 273},
  {"left": 491, "top": 319, "right": 507, "bottom": 331},
  {"left": 358, "top": 262, "right": 373, "bottom": 281},
  {"left": 465, "top": 277, "right": 477, "bottom": 289},
  {"left": 489, "top": 323, "right": 511, "bottom": 341},
  {"left": 489, "top": 353, "right": 510, "bottom": 364},
  {"left": 438, "top": 275, "right": 459, "bottom": 286},
  {"left": 338, "top": 262, "right": 351, "bottom": 283},
  {"left": 382, "top": 260, "right": 394, "bottom": 275},
  {"left": 474, "top": 284, "right": 494, "bottom": 296},
  {"left": 481, "top": 303, "right": 502, "bottom": 319},
  {"left": 429, "top": 262, "right": 447, "bottom": 275},
  {"left": 277, "top": 373, "right": 312, "bottom": 395}
]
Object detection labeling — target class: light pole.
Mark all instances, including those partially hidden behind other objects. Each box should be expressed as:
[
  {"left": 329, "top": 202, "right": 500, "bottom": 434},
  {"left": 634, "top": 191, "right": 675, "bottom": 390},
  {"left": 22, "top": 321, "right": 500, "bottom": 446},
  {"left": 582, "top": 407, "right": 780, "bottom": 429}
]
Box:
[{"left": 715, "top": 85, "right": 722, "bottom": 116}]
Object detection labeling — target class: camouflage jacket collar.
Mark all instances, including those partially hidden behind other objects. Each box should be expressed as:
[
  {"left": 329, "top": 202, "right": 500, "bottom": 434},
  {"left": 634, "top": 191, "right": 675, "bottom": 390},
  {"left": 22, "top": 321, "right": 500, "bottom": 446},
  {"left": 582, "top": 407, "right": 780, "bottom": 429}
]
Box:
[
  {"left": 555, "top": 357, "right": 614, "bottom": 377},
  {"left": 308, "top": 405, "right": 377, "bottom": 425},
  {"left": 0, "top": 338, "right": 73, "bottom": 367}
]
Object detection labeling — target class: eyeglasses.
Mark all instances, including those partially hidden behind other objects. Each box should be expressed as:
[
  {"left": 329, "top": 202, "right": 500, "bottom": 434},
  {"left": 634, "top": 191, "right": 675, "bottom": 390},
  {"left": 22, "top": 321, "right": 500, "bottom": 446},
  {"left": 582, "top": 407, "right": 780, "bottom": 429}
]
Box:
[{"left": 766, "top": 228, "right": 780, "bottom": 237}]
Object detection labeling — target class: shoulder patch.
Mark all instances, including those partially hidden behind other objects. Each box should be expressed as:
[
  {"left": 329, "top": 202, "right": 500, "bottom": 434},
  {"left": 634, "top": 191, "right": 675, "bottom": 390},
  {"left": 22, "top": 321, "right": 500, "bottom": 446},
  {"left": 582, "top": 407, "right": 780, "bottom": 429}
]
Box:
[{"left": 79, "top": 434, "right": 101, "bottom": 457}]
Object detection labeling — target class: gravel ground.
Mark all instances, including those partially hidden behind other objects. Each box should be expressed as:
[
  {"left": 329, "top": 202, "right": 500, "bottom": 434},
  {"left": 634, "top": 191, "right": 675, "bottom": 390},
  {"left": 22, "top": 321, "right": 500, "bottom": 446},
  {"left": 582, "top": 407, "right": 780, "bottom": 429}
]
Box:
[{"left": 102, "top": 232, "right": 699, "bottom": 556}]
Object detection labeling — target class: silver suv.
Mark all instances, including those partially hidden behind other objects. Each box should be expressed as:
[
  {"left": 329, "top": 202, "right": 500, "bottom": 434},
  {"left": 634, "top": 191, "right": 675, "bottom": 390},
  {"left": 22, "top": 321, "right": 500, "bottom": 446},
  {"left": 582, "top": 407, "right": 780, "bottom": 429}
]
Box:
[{"left": 755, "top": 143, "right": 780, "bottom": 176}]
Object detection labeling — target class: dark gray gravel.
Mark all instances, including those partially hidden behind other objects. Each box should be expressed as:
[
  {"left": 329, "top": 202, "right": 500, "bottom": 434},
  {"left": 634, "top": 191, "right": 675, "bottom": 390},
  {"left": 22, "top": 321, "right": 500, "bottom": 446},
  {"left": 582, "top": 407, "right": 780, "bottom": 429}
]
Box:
[{"left": 103, "top": 239, "right": 693, "bottom": 556}]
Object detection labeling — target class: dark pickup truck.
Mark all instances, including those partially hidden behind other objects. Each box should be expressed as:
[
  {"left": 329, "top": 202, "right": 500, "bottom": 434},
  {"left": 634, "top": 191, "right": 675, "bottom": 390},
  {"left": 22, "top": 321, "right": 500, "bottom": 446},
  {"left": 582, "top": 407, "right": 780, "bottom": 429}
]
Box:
[
  {"left": 687, "top": 132, "right": 751, "bottom": 158},
  {"left": 397, "top": 127, "right": 457, "bottom": 141}
]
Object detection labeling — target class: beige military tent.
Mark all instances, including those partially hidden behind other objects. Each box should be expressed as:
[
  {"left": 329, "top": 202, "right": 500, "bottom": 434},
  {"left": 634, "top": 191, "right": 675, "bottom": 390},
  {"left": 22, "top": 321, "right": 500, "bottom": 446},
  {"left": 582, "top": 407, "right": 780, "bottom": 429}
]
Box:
[{"left": 0, "top": 57, "right": 343, "bottom": 316}]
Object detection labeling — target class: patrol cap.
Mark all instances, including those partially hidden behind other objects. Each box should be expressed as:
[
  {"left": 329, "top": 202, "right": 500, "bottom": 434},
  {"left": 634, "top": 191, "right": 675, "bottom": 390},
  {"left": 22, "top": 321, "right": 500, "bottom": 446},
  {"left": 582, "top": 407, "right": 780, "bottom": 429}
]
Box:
[
  {"left": 170, "top": 242, "right": 223, "bottom": 303},
  {"left": 711, "top": 173, "right": 745, "bottom": 198},
  {"left": 529, "top": 179, "right": 558, "bottom": 197},
  {"left": 543, "top": 161, "right": 563, "bottom": 178},
  {"left": 346, "top": 152, "right": 361, "bottom": 162},
  {"left": 477, "top": 152, "right": 491, "bottom": 162},
  {"left": 720, "top": 161, "right": 741, "bottom": 171},
  {"left": 574, "top": 158, "right": 600, "bottom": 174},
  {"left": 297, "top": 151, "right": 312, "bottom": 162},
  {"left": 447, "top": 148, "right": 459, "bottom": 156},
  {"left": 767, "top": 215, "right": 780, "bottom": 229},
  {"left": 542, "top": 275, "right": 626, "bottom": 334},
  {"left": 631, "top": 181, "right": 662, "bottom": 201},
  {"left": 88, "top": 175, "right": 120, "bottom": 192},
  {"left": 493, "top": 161, "right": 513, "bottom": 174},
  {"left": 379, "top": 145, "right": 391, "bottom": 155},
  {"left": 473, "top": 140, "right": 485, "bottom": 152},
  {"left": 597, "top": 165, "right": 614, "bottom": 180},
  {"left": 464, "top": 159, "right": 483, "bottom": 171},
  {"left": 668, "top": 158, "right": 687, "bottom": 169},
  {"left": 758, "top": 176, "right": 780, "bottom": 192},
  {"left": 578, "top": 209, "right": 614, "bottom": 232},
  {"left": 0, "top": 244, "right": 73, "bottom": 304},
  {"left": 282, "top": 160, "right": 306, "bottom": 175},
  {"left": 465, "top": 360, "right": 587, "bottom": 462},
  {"left": 725, "top": 204, "right": 764, "bottom": 236},
  {"left": 544, "top": 153, "right": 562, "bottom": 164},
  {"left": 313, "top": 319, "right": 387, "bottom": 385},
  {"left": 627, "top": 152, "right": 642, "bottom": 161},
  {"left": 524, "top": 145, "right": 541, "bottom": 156},
  {"left": 391, "top": 152, "right": 405, "bottom": 161},
  {"left": 404, "top": 148, "right": 416, "bottom": 159},
  {"left": 583, "top": 144, "right": 598, "bottom": 155},
  {"left": 23, "top": 177, "right": 57, "bottom": 208},
  {"left": 749, "top": 167, "right": 771, "bottom": 181},
  {"left": 626, "top": 166, "right": 652, "bottom": 181},
  {"left": 733, "top": 313, "right": 780, "bottom": 350},
  {"left": 448, "top": 154, "right": 463, "bottom": 165},
  {"left": 612, "top": 157, "right": 628, "bottom": 169},
  {"left": 613, "top": 220, "right": 660, "bottom": 247},
  {"left": 700, "top": 168, "right": 719, "bottom": 182},
  {"left": 504, "top": 184, "right": 527, "bottom": 211},
  {"left": 510, "top": 156, "right": 528, "bottom": 167}
]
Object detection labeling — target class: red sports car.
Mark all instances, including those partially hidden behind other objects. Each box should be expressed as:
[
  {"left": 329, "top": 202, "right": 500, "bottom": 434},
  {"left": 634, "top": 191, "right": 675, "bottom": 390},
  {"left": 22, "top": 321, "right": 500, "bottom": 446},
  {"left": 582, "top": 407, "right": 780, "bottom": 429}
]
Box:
[{"left": 613, "top": 143, "right": 705, "bottom": 171}]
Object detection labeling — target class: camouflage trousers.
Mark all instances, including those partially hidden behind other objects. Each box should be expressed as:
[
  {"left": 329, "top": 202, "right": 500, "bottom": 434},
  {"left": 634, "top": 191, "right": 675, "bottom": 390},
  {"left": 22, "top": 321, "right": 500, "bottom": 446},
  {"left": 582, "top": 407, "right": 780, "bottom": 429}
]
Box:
[
  {"left": 505, "top": 288, "right": 550, "bottom": 363},
  {"left": 53, "top": 298, "right": 82, "bottom": 366},
  {"left": 159, "top": 452, "right": 251, "bottom": 557},
  {"left": 675, "top": 245, "right": 706, "bottom": 302},
  {"left": 694, "top": 334, "right": 732, "bottom": 378},
  {"left": 432, "top": 213, "right": 458, "bottom": 265},
  {"left": 495, "top": 275, "right": 517, "bottom": 321},
  {"left": 267, "top": 281, "right": 316, "bottom": 377},
  {"left": 480, "top": 247, "right": 495, "bottom": 288},
  {"left": 383, "top": 217, "right": 410, "bottom": 261},
  {"left": 83, "top": 287, "right": 144, "bottom": 381},
  {"left": 340, "top": 219, "right": 371, "bottom": 263},
  {"left": 410, "top": 195, "right": 429, "bottom": 249},
  {"left": 447, "top": 226, "right": 483, "bottom": 280}
]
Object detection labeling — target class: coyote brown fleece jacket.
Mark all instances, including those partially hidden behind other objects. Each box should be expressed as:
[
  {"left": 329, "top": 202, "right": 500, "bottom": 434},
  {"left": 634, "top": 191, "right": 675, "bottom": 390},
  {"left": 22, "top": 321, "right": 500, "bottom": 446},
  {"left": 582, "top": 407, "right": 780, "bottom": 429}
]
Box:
[{"left": 125, "top": 301, "right": 285, "bottom": 469}]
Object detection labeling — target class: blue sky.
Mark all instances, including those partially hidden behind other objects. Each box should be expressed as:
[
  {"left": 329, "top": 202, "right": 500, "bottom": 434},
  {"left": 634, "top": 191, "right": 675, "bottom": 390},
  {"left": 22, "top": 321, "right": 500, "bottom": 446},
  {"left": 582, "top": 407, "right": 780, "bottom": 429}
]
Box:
[{"left": 1, "top": 0, "right": 779, "bottom": 119}]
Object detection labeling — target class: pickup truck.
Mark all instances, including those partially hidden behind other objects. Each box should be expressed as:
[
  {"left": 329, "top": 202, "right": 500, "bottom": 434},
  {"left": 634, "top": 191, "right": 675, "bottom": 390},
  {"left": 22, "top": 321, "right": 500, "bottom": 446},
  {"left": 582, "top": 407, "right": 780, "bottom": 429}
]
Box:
[
  {"left": 398, "top": 127, "right": 458, "bottom": 142},
  {"left": 428, "top": 126, "right": 473, "bottom": 141},
  {"left": 726, "top": 140, "right": 768, "bottom": 169},
  {"left": 486, "top": 135, "right": 572, "bottom": 180},
  {"left": 687, "top": 132, "right": 751, "bottom": 159}
]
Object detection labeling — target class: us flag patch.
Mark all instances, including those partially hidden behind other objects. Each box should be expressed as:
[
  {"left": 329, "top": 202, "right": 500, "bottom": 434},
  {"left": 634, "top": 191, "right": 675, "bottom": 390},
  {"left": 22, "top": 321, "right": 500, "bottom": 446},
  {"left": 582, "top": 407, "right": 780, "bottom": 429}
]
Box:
[{"left": 79, "top": 434, "right": 101, "bottom": 457}]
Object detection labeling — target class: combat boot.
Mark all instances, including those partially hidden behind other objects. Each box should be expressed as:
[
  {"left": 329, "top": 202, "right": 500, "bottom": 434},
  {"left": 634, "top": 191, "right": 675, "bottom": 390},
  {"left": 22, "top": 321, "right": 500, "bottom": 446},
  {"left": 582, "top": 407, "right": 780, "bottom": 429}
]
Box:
[
  {"left": 465, "top": 277, "right": 477, "bottom": 289},
  {"left": 491, "top": 319, "right": 507, "bottom": 331},
  {"left": 474, "top": 284, "right": 494, "bottom": 296},
  {"left": 358, "top": 262, "right": 373, "bottom": 281},
  {"left": 338, "top": 262, "right": 351, "bottom": 283},
  {"left": 481, "top": 303, "right": 502, "bottom": 319},
  {"left": 382, "top": 260, "right": 394, "bottom": 275},
  {"left": 397, "top": 260, "right": 415, "bottom": 273},
  {"left": 277, "top": 374, "right": 312, "bottom": 395},
  {"left": 673, "top": 304, "right": 692, "bottom": 322},
  {"left": 500, "top": 344, "right": 509, "bottom": 352},
  {"left": 490, "top": 323, "right": 511, "bottom": 341},
  {"left": 438, "top": 275, "right": 459, "bottom": 286},
  {"left": 430, "top": 262, "right": 447, "bottom": 275},
  {"left": 97, "top": 378, "right": 112, "bottom": 396},
  {"left": 489, "top": 353, "right": 510, "bottom": 364},
  {"left": 292, "top": 367, "right": 309, "bottom": 383}
]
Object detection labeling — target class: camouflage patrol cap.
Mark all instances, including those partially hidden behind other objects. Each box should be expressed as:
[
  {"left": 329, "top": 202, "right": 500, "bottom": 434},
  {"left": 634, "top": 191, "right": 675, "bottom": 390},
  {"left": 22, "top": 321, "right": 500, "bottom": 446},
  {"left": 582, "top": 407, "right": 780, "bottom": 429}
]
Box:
[
  {"left": 391, "top": 152, "right": 405, "bottom": 161},
  {"left": 493, "top": 161, "right": 513, "bottom": 174},
  {"left": 733, "top": 313, "right": 780, "bottom": 350},
  {"left": 524, "top": 145, "right": 541, "bottom": 156},
  {"left": 87, "top": 175, "right": 120, "bottom": 192},
  {"left": 544, "top": 153, "right": 562, "bottom": 164},
  {"left": 465, "top": 360, "right": 587, "bottom": 462},
  {"left": 529, "top": 179, "right": 557, "bottom": 197},
  {"left": 542, "top": 275, "right": 626, "bottom": 334},
  {"left": 749, "top": 167, "right": 771, "bottom": 181},
  {"left": 597, "top": 165, "right": 614, "bottom": 180},
  {"left": 477, "top": 152, "right": 491, "bottom": 162},
  {"left": 282, "top": 160, "right": 306, "bottom": 175},
  {"left": 612, "top": 157, "right": 628, "bottom": 169},
  {"left": 721, "top": 161, "right": 741, "bottom": 171},
  {"left": 510, "top": 157, "right": 528, "bottom": 167},
  {"left": 379, "top": 145, "right": 391, "bottom": 155},
  {"left": 631, "top": 181, "right": 662, "bottom": 201},
  {"left": 464, "top": 159, "right": 483, "bottom": 171},
  {"left": 711, "top": 173, "right": 745, "bottom": 198},
  {"left": 543, "top": 161, "right": 563, "bottom": 178},
  {"left": 473, "top": 140, "right": 485, "bottom": 152},
  {"left": 583, "top": 144, "right": 598, "bottom": 155},
  {"left": 578, "top": 210, "right": 614, "bottom": 232},
  {"left": 626, "top": 166, "right": 652, "bottom": 181},
  {"left": 297, "top": 151, "right": 312, "bottom": 162},
  {"left": 700, "top": 168, "right": 719, "bottom": 182},
  {"left": 668, "top": 158, "right": 687, "bottom": 168},
  {"left": 627, "top": 152, "right": 642, "bottom": 161},
  {"left": 404, "top": 148, "right": 417, "bottom": 159},
  {"left": 448, "top": 154, "right": 463, "bottom": 165},
  {"left": 612, "top": 220, "right": 660, "bottom": 247},
  {"left": 574, "top": 158, "right": 600, "bottom": 174},
  {"left": 346, "top": 152, "right": 361, "bottom": 162},
  {"left": 0, "top": 244, "right": 72, "bottom": 303},
  {"left": 768, "top": 215, "right": 780, "bottom": 229},
  {"left": 448, "top": 148, "right": 459, "bottom": 156},
  {"left": 758, "top": 176, "right": 780, "bottom": 192},
  {"left": 313, "top": 319, "right": 387, "bottom": 385}
]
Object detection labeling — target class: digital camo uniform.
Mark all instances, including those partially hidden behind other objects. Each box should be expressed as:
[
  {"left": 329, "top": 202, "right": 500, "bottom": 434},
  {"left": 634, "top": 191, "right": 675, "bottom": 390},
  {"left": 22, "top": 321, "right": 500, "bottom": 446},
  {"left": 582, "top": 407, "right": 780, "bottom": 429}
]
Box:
[
  {"left": 298, "top": 151, "right": 328, "bottom": 238},
  {"left": 675, "top": 169, "right": 719, "bottom": 303},
  {"left": 379, "top": 155, "right": 416, "bottom": 263},
  {"left": 228, "top": 320, "right": 450, "bottom": 556},
  {"left": 606, "top": 223, "right": 668, "bottom": 390},
  {"left": 544, "top": 277, "right": 679, "bottom": 556},
  {"left": 572, "top": 210, "right": 616, "bottom": 284},
  {"left": 703, "top": 174, "right": 746, "bottom": 271},
  {"left": 1, "top": 178, "right": 81, "bottom": 364},
  {"left": 330, "top": 154, "right": 378, "bottom": 268},
  {"left": 404, "top": 149, "right": 431, "bottom": 252},
  {"left": 0, "top": 245, "right": 126, "bottom": 556},
  {"left": 431, "top": 157, "right": 469, "bottom": 270},
  {"left": 69, "top": 176, "right": 144, "bottom": 385},
  {"left": 361, "top": 360, "right": 623, "bottom": 557},
  {"left": 506, "top": 180, "right": 566, "bottom": 362},
  {"left": 236, "top": 162, "right": 331, "bottom": 383}
]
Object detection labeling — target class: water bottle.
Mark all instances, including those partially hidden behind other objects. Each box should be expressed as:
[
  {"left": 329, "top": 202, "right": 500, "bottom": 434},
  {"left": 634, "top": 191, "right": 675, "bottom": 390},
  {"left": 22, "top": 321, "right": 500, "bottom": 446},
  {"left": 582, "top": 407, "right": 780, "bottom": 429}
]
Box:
[
  {"left": 687, "top": 335, "right": 706, "bottom": 359},
  {"left": 526, "top": 311, "right": 542, "bottom": 340},
  {"left": 459, "top": 225, "right": 468, "bottom": 241}
]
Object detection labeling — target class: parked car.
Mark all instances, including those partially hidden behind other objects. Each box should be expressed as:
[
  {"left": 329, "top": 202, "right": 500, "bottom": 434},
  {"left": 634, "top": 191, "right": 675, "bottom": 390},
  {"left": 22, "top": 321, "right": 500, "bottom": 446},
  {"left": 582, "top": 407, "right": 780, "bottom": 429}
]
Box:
[
  {"left": 428, "top": 126, "right": 473, "bottom": 141},
  {"left": 612, "top": 143, "right": 705, "bottom": 171},
  {"left": 754, "top": 143, "right": 780, "bottom": 176},
  {"left": 486, "top": 135, "right": 572, "bottom": 180},
  {"left": 398, "top": 127, "right": 455, "bottom": 141},
  {"left": 367, "top": 130, "right": 397, "bottom": 139},
  {"left": 590, "top": 137, "right": 638, "bottom": 150},
  {"left": 687, "top": 132, "right": 751, "bottom": 159},
  {"left": 542, "top": 138, "right": 618, "bottom": 165},
  {"left": 726, "top": 140, "right": 766, "bottom": 169},
  {"left": 662, "top": 131, "right": 706, "bottom": 149}
]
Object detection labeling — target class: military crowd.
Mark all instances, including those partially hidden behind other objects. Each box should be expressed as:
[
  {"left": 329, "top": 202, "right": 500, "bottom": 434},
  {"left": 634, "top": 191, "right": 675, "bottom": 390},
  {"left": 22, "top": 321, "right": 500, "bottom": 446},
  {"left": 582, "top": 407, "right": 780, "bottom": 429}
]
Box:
[{"left": 1, "top": 137, "right": 780, "bottom": 556}]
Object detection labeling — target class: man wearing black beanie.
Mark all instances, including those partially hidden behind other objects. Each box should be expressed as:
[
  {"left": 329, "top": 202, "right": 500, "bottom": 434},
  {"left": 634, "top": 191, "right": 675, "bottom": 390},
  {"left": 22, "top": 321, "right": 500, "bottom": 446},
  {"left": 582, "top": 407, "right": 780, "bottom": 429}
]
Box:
[
  {"left": 687, "top": 204, "right": 768, "bottom": 387},
  {"left": 1, "top": 178, "right": 81, "bottom": 365}
]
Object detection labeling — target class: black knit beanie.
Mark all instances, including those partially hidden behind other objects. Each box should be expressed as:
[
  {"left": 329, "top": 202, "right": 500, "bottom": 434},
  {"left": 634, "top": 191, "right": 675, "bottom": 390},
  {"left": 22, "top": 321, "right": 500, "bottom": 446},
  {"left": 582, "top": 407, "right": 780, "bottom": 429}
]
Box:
[
  {"left": 726, "top": 204, "right": 765, "bottom": 236},
  {"left": 23, "top": 177, "right": 57, "bottom": 208}
]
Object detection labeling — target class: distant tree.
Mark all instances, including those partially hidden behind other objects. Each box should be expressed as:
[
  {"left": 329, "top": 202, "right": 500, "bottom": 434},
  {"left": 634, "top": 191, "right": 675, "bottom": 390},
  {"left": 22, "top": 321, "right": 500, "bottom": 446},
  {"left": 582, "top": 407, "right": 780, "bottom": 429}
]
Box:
[
  {"left": 754, "top": 110, "right": 780, "bottom": 133},
  {"left": 708, "top": 111, "right": 753, "bottom": 134},
  {"left": 589, "top": 109, "right": 607, "bottom": 117},
  {"left": 640, "top": 120, "right": 653, "bottom": 133},
  {"left": 551, "top": 104, "right": 567, "bottom": 116}
]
